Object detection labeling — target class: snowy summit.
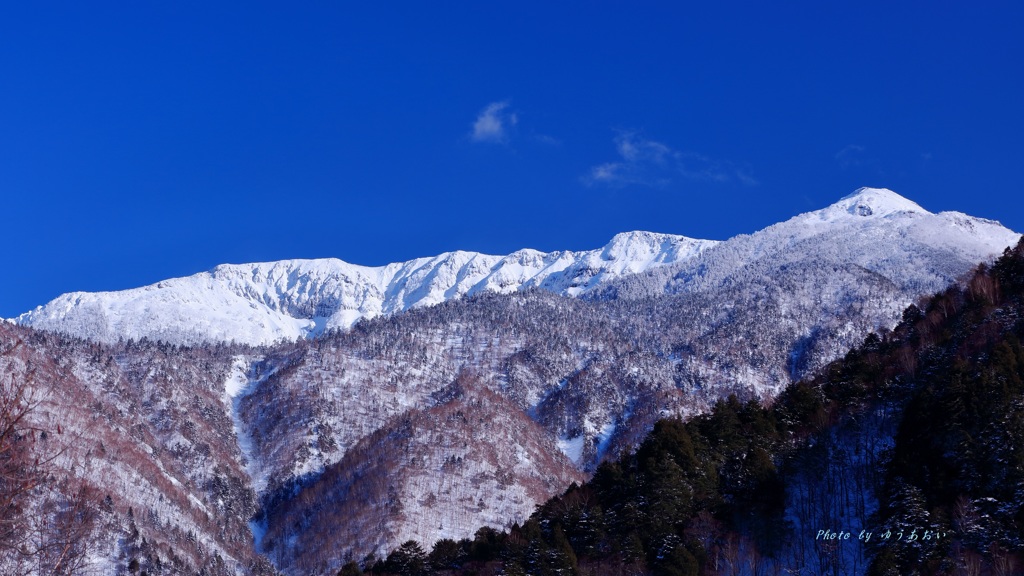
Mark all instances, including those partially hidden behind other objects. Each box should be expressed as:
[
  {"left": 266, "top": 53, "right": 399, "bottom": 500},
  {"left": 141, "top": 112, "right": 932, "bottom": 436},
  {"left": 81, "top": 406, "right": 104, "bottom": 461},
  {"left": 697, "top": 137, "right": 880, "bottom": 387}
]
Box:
[
  {"left": 13, "top": 188, "right": 1020, "bottom": 347},
  {"left": 817, "top": 187, "right": 928, "bottom": 220}
]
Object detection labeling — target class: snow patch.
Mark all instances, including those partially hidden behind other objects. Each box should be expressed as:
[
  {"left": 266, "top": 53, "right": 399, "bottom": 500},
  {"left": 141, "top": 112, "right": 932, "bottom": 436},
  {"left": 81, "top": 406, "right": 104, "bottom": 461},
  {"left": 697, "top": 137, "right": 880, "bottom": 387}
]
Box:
[
  {"left": 249, "top": 517, "right": 269, "bottom": 554},
  {"left": 224, "top": 356, "right": 269, "bottom": 491},
  {"left": 224, "top": 356, "right": 249, "bottom": 399},
  {"left": 556, "top": 435, "right": 585, "bottom": 464},
  {"left": 595, "top": 421, "right": 617, "bottom": 459},
  {"left": 222, "top": 354, "right": 279, "bottom": 552}
]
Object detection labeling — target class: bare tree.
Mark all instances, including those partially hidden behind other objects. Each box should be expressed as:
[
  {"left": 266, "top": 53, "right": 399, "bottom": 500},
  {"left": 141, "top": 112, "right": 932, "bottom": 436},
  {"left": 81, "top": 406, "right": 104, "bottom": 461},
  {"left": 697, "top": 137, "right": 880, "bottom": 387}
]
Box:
[
  {"left": 1, "top": 342, "right": 99, "bottom": 575},
  {"left": 0, "top": 354, "right": 47, "bottom": 567},
  {"left": 32, "top": 481, "right": 99, "bottom": 575},
  {"left": 991, "top": 545, "right": 1016, "bottom": 576}
]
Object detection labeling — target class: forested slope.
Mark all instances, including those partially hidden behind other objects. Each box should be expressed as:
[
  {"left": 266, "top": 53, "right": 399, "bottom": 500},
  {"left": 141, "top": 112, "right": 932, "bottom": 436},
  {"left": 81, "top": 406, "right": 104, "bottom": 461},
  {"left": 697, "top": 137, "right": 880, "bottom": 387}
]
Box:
[
  {"left": 0, "top": 326, "right": 276, "bottom": 575},
  {"left": 348, "top": 238, "right": 1024, "bottom": 576}
]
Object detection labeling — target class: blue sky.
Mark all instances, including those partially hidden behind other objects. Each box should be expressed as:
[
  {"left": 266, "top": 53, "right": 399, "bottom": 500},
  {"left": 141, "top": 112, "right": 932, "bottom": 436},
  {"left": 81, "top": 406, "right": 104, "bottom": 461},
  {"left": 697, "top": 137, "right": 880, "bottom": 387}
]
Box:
[{"left": 2, "top": 2, "right": 1022, "bottom": 317}]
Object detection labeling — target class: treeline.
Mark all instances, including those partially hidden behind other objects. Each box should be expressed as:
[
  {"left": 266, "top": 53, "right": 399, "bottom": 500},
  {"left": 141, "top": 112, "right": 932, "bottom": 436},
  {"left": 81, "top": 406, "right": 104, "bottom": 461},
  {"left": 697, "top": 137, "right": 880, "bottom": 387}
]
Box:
[{"left": 341, "top": 238, "right": 1024, "bottom": 576}]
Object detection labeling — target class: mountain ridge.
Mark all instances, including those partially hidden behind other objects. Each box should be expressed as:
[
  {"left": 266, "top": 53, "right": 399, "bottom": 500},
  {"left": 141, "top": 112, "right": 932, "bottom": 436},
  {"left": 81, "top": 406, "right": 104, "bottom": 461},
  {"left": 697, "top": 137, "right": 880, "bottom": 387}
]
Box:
[
  {"left": 15, "top": 231, "right": 716, "bottom": 346},
  {"left": 16, "top": 188, "right": 1018, "bottom": 348}
]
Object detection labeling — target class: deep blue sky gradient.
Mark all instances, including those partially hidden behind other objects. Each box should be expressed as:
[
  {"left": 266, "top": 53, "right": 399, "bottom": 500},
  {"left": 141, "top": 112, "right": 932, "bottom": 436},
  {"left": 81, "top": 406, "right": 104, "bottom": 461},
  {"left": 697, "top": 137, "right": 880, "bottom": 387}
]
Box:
[{"left": 2, "top": 2, "right": 1022, "bottom": 317}]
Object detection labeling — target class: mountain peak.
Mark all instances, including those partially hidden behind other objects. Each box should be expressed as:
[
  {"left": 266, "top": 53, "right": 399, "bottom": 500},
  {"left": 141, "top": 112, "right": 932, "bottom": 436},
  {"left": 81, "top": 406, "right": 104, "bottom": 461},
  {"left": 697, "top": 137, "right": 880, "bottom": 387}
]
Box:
[
  {"left": 831, "top": 187, "right": 929, "bottom": 218},
  {"left": 597, "top": 231, "right": 717, "bottom": 269}
]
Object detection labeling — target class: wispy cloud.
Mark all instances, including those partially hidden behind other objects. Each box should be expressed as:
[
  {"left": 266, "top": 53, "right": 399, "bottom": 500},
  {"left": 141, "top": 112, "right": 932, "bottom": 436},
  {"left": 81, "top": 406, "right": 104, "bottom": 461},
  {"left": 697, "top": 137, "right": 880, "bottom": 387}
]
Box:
[
  {"left": 533, "top": 133, "right": 561, "bottom": 146},
  {"left": 585, "top": 132, "right": 756, "bottom": 187},
  {"left": 470, "top": 101, "right": 518, "bottom": 144},
  {"left": 835, "top": 144, "right": 867, "bottom": 169}
]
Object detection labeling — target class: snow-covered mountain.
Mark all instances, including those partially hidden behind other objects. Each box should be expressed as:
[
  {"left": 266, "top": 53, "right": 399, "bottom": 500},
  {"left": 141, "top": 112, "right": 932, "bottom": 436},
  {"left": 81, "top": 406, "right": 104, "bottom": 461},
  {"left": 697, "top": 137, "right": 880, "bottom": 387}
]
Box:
[
  {"left": 592, "top": 187, "right": 1020, "bottom": 392},
  {"left": 14, "top": 232, "right": 716, "bottom": 346},
  {"left": 19, "top": 188, "right": 1014, "bottom": 350},
  {"left": 602, "top": 187, "right": 1019, "bottom": 300},
  {"left": 230, "top": 178, "right": 1024, "bottom": 571},
  {"left": 6, "top": 187, "right": 1022, "bottom": 575}
]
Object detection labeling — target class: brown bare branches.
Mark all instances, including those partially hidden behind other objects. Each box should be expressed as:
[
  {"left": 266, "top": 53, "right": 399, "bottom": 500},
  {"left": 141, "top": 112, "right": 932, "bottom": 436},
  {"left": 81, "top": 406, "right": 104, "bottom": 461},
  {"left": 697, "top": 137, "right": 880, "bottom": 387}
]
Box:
[{"left": 1, "top": 338, "right": 99, "bottom": 574}]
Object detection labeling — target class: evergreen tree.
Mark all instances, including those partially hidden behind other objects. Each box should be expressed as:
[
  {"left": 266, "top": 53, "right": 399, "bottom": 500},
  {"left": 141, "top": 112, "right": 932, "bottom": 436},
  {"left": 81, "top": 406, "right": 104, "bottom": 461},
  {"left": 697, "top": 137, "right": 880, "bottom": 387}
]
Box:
[{"left": 383, "top": 541, "right": 427, "bottom": 576}]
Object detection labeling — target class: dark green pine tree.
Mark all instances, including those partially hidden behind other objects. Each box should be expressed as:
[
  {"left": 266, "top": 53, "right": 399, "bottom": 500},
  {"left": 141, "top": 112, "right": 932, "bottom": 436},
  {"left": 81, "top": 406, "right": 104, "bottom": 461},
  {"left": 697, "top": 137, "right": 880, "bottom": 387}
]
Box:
[
  {"left": 337, "top": 561, "right": 363, "bottom": 576},
  {"left": 654, "top": 543, "right": 699, "bottom": 576},
  {"left": 427, "top": 538, "right": 463, "bottom": 571},
  {"left": 383, "top": 541, "right": 427, "bottom": 576},
  {"left": 547, "top": 525, "right": 578, "bottom": 576},
  {"left": 640, "top": 455, "right": 693, "bottom": 542}
]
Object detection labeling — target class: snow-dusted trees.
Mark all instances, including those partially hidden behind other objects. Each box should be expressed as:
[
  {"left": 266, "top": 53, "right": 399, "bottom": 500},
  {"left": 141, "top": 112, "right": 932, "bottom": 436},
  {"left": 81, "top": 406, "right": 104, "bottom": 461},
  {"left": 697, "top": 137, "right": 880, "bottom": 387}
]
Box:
[
  {"left": 0, "top": 348, "right": 45, "bottom": 562},
  {"left": 337, "top": 238, "right": 1024, "bottom": 576},
  {"left": 0, "top": 322, "right": 280, "bottom": 576},
  {"left": 0, "top": 338, "right": 99, "bottom": 575}
]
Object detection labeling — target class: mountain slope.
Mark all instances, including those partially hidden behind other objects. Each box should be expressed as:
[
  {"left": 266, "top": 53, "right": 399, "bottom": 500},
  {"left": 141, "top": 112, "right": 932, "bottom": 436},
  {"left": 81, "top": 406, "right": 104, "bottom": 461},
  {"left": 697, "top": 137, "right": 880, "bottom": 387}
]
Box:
[
  {"left": 602, "top": 187, "right": 1017, "bottom": 300},
  {"left": 596, "top": 187, "right": 1020, "bottom": 386},
  {"left": 402, "top": 237, "right": 1024, "bottom": 576},
  {"left": 0, "top": 324, "right": 275, "bottom": 575},
  {"left": 6, "top": 188, "right": 1021, "bottom": 575},
  {"left": 14, "top": 232, "right": 715, "bottom": 346}
]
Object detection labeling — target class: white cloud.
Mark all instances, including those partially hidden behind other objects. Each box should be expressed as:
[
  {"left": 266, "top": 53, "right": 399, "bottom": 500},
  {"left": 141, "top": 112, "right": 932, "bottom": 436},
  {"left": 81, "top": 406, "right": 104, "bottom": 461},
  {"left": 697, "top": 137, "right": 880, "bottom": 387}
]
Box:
[
  {"left": 470, "top": 101, "right": 518, "bottom": 144},
  {"left": 589, "top": 162, "right": 621, "bottom": 182},
  {"left": 835, "top": 144, "right": 867, "bottom": 169},
  {"left": 585, "top": 132, "right": 756, "bottom": 187},
  {"left": 534, "top": 133, "right": 561, "bottom": 146}
]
